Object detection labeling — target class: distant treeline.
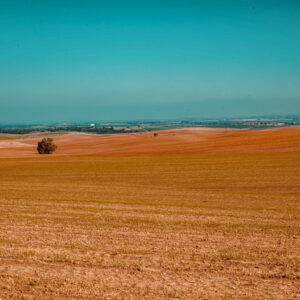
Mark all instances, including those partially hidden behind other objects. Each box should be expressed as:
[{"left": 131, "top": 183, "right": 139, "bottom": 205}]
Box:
[
  {"left": 0, "top": 121, "right": 296, "bottom": 135},
  {"left": 0, "top": 128, "right": 40, "bottom": 134},
  {"left": 0, "top": 126, "right": 145, "bottom": 135}
]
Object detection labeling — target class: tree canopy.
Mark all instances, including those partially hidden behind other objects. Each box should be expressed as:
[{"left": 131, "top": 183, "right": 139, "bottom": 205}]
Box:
[{"left": 37, "top": 138, "right": 57, "bottom": 154}]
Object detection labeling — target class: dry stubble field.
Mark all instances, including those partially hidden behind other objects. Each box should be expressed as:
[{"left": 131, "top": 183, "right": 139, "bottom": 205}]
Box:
[{"left": 0, "top": 151, "right": 299, "bottom": 299}]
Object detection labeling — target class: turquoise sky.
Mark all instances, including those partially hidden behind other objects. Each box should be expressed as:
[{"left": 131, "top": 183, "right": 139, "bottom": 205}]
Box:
[{"left": 1, "top": 0, "right": 300, "bottom": 123}]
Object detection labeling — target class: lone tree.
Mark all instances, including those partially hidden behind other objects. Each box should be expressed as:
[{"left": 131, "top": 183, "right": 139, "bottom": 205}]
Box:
[{"left": 37, "top": 138, "right": 57, "bottom": 154}]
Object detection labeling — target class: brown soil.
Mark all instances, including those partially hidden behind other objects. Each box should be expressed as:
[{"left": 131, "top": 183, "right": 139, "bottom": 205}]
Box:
[
  {"left": 0, "top": 126, "right": 299, "bottom": 158},
  {"left": 0, "top": 127, "right": 299, "bottom": 299}
]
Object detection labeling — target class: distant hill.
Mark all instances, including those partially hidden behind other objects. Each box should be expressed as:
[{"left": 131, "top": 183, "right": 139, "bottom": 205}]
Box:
[{"left": 0, "top": 126, "right": 299, "bottom": 158}]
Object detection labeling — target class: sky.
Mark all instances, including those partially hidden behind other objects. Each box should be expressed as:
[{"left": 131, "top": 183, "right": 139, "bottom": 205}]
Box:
[{"left": 1, "top": 0, "right": 300, "bottom": 123}]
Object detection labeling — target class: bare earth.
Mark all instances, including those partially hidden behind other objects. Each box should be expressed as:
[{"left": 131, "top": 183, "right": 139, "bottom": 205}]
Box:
[
  {"left": 0, "top": 127, "right": 299, "bottom": 299},
  {"left": 0, "top": 126, "right": 300, "bottom": 158}
]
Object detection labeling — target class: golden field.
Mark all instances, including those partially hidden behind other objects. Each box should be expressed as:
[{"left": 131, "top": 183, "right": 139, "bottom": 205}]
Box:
[{"left": 0, "top": 127, "right": 300, "bottom": 299}]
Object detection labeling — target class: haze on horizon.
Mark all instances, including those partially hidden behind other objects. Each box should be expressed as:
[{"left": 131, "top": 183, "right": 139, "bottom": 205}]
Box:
[{"left": 1, "top": 0, "right": 300, "bottom": 123}]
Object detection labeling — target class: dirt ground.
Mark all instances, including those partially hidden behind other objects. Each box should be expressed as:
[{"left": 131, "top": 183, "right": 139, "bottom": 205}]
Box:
[
  {"left": 0, "top": 126, "right": 300, "bottom": 158},
  {"left": 0, "top": 127, "right": 299, "bottom": 299}
]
